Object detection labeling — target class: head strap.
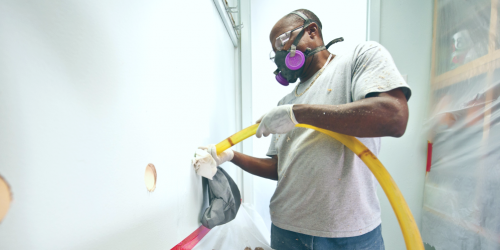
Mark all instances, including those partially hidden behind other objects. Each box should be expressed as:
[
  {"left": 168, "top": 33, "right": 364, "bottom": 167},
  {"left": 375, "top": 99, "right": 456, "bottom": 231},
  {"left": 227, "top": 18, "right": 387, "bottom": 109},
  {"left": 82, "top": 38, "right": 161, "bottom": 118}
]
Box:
[
  {"left": 289, "top": 11, "right": 317, "bottom": 51},
  {"left": 305, "top": 46, "right": 326, "bottom": 57},
  {"left": 291, "top": 11, "right": 309, "bottom": 22},
  {"left": 326, "top": 37, "right": 344, "bottom": 49}
]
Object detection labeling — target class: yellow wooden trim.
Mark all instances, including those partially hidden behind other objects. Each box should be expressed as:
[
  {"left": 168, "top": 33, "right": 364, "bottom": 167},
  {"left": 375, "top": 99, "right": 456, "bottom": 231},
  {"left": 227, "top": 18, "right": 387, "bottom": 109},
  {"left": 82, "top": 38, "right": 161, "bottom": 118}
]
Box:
[
  {"left": 483, "top": 0, "right": 496, "bottom": 140},
  {"left": 489, "top": 0, "right": 498, "bottom": 53},
  {"left": 432, "top": 0, "right": 500, "bottom": 90},
  {"left": 430, "top": 0, "right": 438, "bottom": 82},
  {"left": 431, "top": 50, "right": 500, "bottom": 89}
]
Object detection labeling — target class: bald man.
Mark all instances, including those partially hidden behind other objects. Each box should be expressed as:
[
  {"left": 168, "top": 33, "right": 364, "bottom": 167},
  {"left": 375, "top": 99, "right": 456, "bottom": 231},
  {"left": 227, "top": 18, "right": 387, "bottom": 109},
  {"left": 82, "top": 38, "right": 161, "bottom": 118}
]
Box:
[{"left": 197, "top": 9, "right": 411, "bottom": 249}]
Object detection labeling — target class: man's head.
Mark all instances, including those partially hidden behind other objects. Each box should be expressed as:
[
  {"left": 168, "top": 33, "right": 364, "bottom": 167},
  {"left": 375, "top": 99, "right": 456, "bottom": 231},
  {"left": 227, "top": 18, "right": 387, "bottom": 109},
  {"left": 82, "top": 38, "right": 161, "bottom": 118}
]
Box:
[
  {"left": 270, "top": 9, "right": 328, "bottom": 85},
  {"left": 270, "top": 9, "right": 324, "bottom": 53}
]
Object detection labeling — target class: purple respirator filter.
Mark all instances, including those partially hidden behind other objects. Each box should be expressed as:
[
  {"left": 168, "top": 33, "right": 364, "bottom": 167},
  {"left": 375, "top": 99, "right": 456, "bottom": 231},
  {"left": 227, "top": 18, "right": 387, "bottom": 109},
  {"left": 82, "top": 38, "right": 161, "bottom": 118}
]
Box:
[
  {"left": 285, "top": 50, "right": 305, "bottom": 70},
  {"left": 275, "top": 73, "right": 289, "bottom": 86},
  {"left": 276, "top": 50, "right": 306, "bottom": 86}
]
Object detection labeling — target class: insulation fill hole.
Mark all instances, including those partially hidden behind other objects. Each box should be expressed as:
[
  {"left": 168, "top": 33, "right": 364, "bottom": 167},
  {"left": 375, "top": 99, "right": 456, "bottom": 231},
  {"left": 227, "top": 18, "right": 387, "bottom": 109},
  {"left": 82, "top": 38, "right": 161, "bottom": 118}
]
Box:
[
  {"left": 144, "top": 163, "right": 157, "bottom": 192},
  {"left": 0, "top": 175, "right": 12, "bottom": 222}
]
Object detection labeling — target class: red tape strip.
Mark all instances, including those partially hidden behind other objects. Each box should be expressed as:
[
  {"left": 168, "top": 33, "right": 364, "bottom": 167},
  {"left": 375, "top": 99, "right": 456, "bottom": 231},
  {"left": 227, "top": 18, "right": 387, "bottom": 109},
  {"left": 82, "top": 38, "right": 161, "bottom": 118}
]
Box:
[
  {"left": 171, "top": 226, "right": 210, "bottom": 250},
  {"left": 426, "top": 141, "right": 433, "bottom": 172}
]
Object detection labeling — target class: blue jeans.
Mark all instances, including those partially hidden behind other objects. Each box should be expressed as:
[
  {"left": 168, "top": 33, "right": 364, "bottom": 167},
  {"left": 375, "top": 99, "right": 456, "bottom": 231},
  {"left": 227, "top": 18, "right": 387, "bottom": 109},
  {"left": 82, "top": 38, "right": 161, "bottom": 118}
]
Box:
[{"left": 271, "top": 224, "right": 385, "bottom": 250}]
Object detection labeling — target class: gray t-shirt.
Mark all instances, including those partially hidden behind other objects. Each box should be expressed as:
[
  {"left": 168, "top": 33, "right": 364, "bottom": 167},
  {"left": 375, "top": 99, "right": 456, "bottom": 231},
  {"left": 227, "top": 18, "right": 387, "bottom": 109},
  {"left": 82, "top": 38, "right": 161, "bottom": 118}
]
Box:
[{"left": 267, "top": 41, "right": 411, "bottom": 238}]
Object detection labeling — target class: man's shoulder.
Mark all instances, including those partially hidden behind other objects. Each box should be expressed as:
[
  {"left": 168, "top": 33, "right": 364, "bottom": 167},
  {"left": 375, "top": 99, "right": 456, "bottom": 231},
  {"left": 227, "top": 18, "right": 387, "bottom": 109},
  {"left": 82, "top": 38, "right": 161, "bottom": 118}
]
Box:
[
  {"left": 351, "top": 41, "right": 385, "bottom": 59},
  {"left": 277, "top": 91, "right": 296, "bottom": 106}
]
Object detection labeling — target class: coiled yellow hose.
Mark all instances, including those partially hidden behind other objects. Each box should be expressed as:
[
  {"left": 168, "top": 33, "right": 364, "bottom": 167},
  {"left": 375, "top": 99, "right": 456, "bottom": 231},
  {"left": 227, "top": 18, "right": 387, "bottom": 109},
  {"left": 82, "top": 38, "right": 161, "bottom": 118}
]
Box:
[{"left": 215, "top": 123, "right": 424, "bottom": 250}]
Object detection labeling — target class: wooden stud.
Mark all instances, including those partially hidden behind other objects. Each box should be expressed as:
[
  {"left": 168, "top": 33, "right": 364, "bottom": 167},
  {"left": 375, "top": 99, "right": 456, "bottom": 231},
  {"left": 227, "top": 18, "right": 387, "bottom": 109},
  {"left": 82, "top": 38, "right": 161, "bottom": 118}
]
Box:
[
  {"left": 432, "top": 50, "right": 500, "bottom": 89},
  {"left": 430, "top": 0, "right": 438, "bottom": 85},
  {"left": 488, "top": 0, "right": 498, "bottom": 54}
]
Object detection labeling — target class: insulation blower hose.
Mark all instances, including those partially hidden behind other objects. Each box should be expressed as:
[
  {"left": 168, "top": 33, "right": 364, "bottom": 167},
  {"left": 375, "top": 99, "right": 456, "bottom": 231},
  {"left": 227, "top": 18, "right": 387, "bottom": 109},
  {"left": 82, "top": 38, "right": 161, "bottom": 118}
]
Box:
[{"left": 215, "top": 123, "right": 424, "bottom": 250}]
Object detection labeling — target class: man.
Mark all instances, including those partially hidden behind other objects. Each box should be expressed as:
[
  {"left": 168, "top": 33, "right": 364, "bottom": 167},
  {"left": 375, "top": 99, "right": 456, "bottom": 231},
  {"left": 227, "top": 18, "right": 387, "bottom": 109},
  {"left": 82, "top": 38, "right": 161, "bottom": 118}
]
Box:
[{"left": 197, "top": 9, "right": 410, "bottom": 249}]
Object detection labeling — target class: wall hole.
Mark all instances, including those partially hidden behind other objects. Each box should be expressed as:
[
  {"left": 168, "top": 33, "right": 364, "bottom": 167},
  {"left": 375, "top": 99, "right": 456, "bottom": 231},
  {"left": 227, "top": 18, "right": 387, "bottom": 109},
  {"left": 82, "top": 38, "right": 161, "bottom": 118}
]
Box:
[
  {"left": 144, "top": 163, "right": 157, "bottom": 192},
  {"left": 0, "top": 175, "right": 12, "bottom": 222}
]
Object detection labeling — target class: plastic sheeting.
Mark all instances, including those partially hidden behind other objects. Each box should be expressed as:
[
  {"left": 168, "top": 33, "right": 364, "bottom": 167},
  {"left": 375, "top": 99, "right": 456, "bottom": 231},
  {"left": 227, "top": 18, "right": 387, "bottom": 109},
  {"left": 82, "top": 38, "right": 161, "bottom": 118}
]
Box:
[
  {"left": 193, "top": 203, "right": 272, "bottom": 250},
  {"left": 422, "top": 0, "right": 500, "bottom": 249}
]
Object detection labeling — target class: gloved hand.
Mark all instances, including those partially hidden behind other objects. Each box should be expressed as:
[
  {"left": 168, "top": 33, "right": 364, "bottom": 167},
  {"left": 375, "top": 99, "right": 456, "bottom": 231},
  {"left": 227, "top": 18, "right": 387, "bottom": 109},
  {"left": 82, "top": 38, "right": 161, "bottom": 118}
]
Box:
[
  {"left": 256, "top": 104, "right": 298, "bottom": 138},
  {"left": 198, "top": 144, "right": 234, "bottom": 166},
  {"left": 192, "top": 148, "right": 217, "bottom": 179},
  {"left": 191, "top": 145, "right": 234, "bottom": 180}
]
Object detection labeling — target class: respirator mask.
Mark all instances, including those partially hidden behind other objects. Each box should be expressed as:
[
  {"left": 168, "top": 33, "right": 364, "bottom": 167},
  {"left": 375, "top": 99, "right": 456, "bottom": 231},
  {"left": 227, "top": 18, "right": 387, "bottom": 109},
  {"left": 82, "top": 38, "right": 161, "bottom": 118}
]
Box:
[{"left": 270, "top": 11, "right": 344, "bottom": 86}]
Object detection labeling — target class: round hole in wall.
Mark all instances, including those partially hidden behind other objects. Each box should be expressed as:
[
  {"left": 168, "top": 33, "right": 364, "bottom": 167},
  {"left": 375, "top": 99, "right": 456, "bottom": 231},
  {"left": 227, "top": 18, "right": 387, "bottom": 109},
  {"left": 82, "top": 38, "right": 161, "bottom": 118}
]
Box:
[
  {"left": 0, "top": 175, "right": 12, "bottom": 222},
  {"left": 144, "top": 163, "right": 157, "bottom": 192}
]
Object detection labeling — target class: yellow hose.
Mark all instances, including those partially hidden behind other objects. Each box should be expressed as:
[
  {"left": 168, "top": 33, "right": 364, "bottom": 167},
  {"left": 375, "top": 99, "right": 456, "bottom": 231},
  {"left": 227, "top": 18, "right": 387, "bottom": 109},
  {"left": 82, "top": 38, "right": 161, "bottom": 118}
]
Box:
[{"left": 215, "top": 123, "right": 424, "bottom": 250}]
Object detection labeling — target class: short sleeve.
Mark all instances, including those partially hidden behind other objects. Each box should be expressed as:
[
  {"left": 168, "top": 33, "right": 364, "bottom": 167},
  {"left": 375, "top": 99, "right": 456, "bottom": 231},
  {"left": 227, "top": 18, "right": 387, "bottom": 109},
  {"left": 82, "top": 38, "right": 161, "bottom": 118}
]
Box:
[
  {"left": 266, "top": 99, "right": 284, "bottom": 157},
  {"left": 351, "top": 42, "right": 411, "bottom": 102},
  {"left": 266, "top": 134, "right": 278, "bottom": 157}
]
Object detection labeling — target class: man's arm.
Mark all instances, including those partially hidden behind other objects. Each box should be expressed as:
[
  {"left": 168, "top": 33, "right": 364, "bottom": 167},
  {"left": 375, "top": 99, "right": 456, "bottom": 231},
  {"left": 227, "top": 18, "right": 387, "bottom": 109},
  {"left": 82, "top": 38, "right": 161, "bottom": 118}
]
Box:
[
  {"left": 231, "top": 152, "right": 278, "bottom": 181},
  {"left": 293, "top": 88, "right": 409, "bottom": 138}
]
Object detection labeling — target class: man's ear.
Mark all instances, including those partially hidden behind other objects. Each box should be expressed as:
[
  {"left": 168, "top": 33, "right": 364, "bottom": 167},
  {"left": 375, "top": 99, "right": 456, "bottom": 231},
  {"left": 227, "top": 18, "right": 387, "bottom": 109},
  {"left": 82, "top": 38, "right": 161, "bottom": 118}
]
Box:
[{"left": 307, "top": 23, "right": 319, "bottom": 39}]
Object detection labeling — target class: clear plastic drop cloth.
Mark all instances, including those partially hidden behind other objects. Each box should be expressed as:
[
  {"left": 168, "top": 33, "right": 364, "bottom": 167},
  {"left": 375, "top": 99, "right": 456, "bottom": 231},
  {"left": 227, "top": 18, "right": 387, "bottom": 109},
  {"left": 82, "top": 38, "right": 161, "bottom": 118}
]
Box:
[
  {"left": 423, "top": 0, "right": 500, "bottom": 249},
  {"left": 193, "top": 203, "right": 273, "bottom": 250}
]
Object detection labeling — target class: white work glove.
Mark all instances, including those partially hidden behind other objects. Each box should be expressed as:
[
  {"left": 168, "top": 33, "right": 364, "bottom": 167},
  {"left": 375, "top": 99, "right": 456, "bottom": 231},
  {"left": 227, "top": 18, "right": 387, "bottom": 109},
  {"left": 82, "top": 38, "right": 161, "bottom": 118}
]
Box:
[
  {"left": 198, "top": 144, "right": 234, "bottom": 166},
  {"left": 256, "top": 104, "right": 298, "bottom": 138},
  {"left": 191, "top": 145, "right": 234, "bottom": 180}
]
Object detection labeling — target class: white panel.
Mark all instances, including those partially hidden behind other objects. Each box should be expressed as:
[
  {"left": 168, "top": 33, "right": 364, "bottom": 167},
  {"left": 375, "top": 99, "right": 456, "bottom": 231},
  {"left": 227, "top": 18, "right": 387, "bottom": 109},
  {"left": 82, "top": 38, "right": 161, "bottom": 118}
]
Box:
[
  {"left": 240, "top": 0, "right": 255, "bottom": 205},
  {"left": 367, "top": 0, "right": 381, "bottom": 42},
  {"left": 249, "top": 0, "right": 367, "bottom": 231},
  {"left": 0, "top": 0, "right": 236, "bottom": 249},
  {"left": 213, "top": 0, "right": 239, "bottom": 47},
  {"left": 376, "top": 1, "right": 433, "bottom": 250}
]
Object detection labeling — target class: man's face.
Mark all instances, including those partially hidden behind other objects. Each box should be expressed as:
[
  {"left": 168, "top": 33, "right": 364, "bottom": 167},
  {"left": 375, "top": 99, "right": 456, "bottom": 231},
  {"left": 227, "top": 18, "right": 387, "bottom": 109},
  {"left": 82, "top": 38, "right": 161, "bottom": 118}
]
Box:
[{"left": 269, "top": 19, "right": 304, "bottom": 53}]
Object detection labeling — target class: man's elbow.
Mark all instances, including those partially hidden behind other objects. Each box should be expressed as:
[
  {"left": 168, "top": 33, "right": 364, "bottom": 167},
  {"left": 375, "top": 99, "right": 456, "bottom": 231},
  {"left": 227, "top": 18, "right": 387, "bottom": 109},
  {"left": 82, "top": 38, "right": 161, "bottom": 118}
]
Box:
[
  {"left": 390, "top": 123, "right": 407, "bottom": 138},
  {"left": 376, "top": 89, "right": 409, "bottom": 138},
  {"left": 389, "top": 109, "right": 408, "bottom": 138}
]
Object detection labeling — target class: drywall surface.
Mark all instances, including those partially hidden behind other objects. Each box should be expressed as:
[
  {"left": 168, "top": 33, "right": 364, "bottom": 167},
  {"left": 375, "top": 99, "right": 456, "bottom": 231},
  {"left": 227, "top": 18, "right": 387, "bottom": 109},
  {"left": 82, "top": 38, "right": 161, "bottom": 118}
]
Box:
[
  {"left": 376, "top": 0, "right": 433, "bottom": 249},
  {"left": 0, "top": 1, "right": 237, "bottom": 249},
  {"left": 249, "top": 0, "right": 367, "bottom": 231}
]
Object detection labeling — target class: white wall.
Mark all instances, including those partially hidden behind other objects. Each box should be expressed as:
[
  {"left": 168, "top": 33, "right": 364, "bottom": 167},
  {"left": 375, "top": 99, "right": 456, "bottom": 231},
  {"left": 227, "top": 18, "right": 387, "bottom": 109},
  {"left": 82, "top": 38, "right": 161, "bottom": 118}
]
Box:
[
  {"left": 239, "top": 0, "right": 256, "bottom": 205},
  {"left": 249, "top": 0, "right": 367, "bottom": 231},
  {"left": 375, "top": 0, "right": 433, "bottom": 249},
  {"left": 0, "top": 1, "right": 238, "bottom": 249}
]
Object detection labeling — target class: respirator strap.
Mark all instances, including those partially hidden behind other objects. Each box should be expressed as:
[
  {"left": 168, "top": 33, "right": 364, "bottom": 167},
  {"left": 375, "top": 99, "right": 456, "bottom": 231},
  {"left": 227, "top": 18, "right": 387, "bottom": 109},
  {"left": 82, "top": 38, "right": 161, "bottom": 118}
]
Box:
[
  {"left": 290, "top": 11, "right": 322, "bottom": 30},
  {"left": 289, "top": 11, "right": 313, "bottom": 56},
  {"left": 302, "top": 38, "right": 343, "bottom": 58},
  {"left": 304, "top": 38, "right": 344, "bottom": 57},
  {"left": 291, "top": 11, "right": 309, "bottom": 22},
  {"left": 292, "top": 29, "right": 306, "bottom": 47},
  {"left": 325, "top": 37, "right": 344, "bottom": 49},
  {"left": 290, "top": 29, "right": 307, "bottom": 57},
  {"left": 305, "top": 46, "right": 326, "bottom": 57}
]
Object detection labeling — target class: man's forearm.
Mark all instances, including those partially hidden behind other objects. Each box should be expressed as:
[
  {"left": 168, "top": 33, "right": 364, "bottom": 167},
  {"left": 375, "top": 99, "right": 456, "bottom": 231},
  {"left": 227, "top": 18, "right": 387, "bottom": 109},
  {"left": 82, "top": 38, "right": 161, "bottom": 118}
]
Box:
[
  {"left": 231, "top": 151, "right": 278, "bottom": 181},
  {"left": 293, "top": 89, "right": 409, "bottom": 138}
]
